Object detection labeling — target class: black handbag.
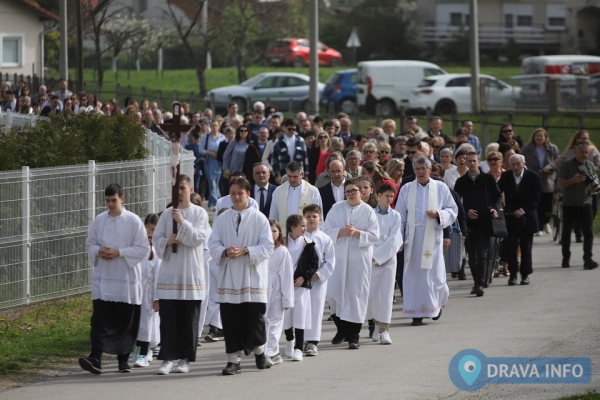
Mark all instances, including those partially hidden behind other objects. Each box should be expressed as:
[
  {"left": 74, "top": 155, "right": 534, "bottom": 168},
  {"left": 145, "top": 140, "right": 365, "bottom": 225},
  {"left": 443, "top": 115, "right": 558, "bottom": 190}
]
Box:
[{"left": 484, "top": 176, "right": 508, "bottom": 237}]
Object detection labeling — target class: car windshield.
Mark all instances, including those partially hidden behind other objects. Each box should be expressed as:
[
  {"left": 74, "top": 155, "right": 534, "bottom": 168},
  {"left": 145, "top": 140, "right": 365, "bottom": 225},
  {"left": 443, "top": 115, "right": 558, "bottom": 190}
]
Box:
[
  {"left": 417, "top": 79, "right": 436, "bottom": 87},
  {"left": 424, "top": 68, "right": 446, "bottom": 77},
  {"left": 240, "top": 74, "right": 264, "bottom": 86},
  {"left": 271, "top": 40, "right": 291, "bottom": 48}
]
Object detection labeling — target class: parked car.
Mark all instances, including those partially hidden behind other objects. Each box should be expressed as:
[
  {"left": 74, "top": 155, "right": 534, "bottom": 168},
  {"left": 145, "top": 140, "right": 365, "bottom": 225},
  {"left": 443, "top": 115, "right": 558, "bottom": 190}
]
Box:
[
  {"left": 204, "top": 72, "right": 325, "bottom": 112},
  {"left": 356, "top": 60, "right": 446, "bottom": 116},
  {"left": 408, "top": 73, "right": 521, "bottom": 114},
  {"left": 266, "top": 38, "right": 343, "bottom": 68},
  {"left": 320, "top": 69, "right": 357, "bottom": 114}
]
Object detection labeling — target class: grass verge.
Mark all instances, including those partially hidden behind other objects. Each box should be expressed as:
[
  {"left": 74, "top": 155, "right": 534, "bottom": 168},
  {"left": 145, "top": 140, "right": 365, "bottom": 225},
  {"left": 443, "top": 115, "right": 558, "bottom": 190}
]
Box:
[
  {"left": 0, "top": 294, "right": 91, "bottom": 379},
  {"left": 557, "top": 391, "right": 600, "bottom": 400}
]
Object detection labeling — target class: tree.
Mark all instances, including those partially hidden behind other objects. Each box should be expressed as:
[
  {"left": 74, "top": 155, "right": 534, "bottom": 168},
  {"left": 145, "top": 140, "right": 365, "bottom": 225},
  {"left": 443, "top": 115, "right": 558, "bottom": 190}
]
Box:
[
  {"left": 164, "top": 0, "right": 217, "bottom": 97},
  {"left": 101, "top": 16, "right": 153, "bottom": 78}
]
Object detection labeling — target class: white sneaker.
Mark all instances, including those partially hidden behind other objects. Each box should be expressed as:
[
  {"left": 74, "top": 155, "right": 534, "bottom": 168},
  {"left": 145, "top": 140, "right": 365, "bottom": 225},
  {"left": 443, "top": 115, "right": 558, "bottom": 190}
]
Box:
[
  {"left": 265, "top": 356, "right": 274, "bottom": 368},
  {"left": 175, "top": 359, "right": 190, "bottom": 373},
  {"left": 146, "top": 350, "right": 153, "bottom": 363},
  {"left": 380, "top": 331, "right": 392, "bottom": 345},
  {"left": 131, "top": 346, "right": 140, "bottom": 362},
  {"left": 134, "top": 355, "right": 149, "bottom": 367},
  {"left": 291, "top": 349, "right": 303, "bottom": 361},
  {"left": 285, "top": 340, "right": 295, "bottom": 358},
  {"left": 534, "top": 231, "right": 543, "bottom": 237},
  {"left": 156, "top": 360, "right": 173, "bottom": 375},
  {"left": 372, "top": 325, "right": 380, "bottom": 342},
  {"left": 270, "top": 353, "right": 283, "bottom": 365},
  {"left": 304, "top": 343, "right": 318, "bottom": 356},
  {"left": 544, "top": 223, "right": 552, "bottom": 234}
]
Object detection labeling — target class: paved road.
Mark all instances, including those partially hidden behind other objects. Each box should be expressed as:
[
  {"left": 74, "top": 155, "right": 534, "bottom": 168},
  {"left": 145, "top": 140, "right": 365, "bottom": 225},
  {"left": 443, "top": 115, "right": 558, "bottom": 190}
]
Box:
[{"left": 2, "top": 235, "right": 599, "bottom": 400}]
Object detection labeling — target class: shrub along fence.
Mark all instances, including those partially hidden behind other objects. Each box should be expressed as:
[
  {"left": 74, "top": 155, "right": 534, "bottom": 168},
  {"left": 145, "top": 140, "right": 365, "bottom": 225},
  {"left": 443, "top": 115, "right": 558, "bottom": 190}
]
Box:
[{"left": 0, "top": 130, "right": 194, "bottom": 310}]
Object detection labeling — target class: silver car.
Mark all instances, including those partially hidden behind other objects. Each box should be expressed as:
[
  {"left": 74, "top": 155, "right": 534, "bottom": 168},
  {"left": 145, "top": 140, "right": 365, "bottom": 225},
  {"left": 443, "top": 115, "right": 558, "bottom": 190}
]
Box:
[{"left": 204, "top": 72, "right": 325, "bottom": 111}]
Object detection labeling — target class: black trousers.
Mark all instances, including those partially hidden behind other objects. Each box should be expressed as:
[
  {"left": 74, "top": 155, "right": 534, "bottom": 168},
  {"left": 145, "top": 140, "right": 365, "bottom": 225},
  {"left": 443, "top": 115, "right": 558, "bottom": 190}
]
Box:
[
  {"left": 538, "top": 192, "right": 553, "bottom": 227},
  {"left": 90, "top": 300, "right": 140, "bottom": 358},
  {"left": 466, "top": 226, "right": 491, "bottom": 287},
  {"left": 158, "top": 299, "right": 201, "bottom": 362},
  {"left": 505, "top": 233, "right": 534, "bottom": 277},
  {"left": 220, "top": 302, "right": 266, "bottom": 355},
  {"left": 395, "top": 251, "right": 404, "bottom": 296},
  {"left": 562, "top": 205, "right": 594, "bottom": 261}
]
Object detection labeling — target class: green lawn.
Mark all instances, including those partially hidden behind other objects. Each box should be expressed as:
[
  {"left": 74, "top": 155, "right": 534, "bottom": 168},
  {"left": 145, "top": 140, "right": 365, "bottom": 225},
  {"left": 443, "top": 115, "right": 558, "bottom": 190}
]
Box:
[
  {"left": 557, "top": 392, "right": 600, "bottom": 400},
  {"left": 0, "top": 295, "right": 91, "bottom": 377}
]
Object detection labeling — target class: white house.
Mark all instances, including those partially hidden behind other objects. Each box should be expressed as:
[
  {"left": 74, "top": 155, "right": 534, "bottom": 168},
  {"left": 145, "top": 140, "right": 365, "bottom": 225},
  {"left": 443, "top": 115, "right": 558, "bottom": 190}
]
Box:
[
  {"left": 0, "top": 0, "right": 59, "bottom": 77},
  {"left": 417, "top": 1, "right": 600, "bottom": 55}
]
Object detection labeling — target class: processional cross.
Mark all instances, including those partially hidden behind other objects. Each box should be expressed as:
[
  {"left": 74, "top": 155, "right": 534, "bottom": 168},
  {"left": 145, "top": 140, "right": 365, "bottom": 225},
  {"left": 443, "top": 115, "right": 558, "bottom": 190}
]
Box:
[{"left": 158, "top": 102, "right": 194, "bottom": 253}]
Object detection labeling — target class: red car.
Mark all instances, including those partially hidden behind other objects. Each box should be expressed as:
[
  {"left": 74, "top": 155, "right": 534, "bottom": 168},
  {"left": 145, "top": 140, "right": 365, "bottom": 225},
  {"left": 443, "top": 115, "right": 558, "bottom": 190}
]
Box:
[{"left": 266, "top": 38, "right": 343, "bottom": 68}]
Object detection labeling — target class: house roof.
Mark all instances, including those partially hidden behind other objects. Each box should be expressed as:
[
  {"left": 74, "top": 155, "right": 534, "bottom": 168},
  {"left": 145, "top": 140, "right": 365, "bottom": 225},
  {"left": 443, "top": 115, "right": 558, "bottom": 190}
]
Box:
[{"left": 15, "top": 0, "right": 60, "bottom": 22}]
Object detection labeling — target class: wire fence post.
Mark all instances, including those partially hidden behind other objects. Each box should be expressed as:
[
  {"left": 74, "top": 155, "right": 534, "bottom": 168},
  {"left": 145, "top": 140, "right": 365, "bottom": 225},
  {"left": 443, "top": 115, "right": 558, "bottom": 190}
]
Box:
[
  {"left": 22, "top": 166, "right": 31, "bottom": 306},
  {"left": 147, "top": 156, "right": 156, "bottom": 213},
  {"left": 87, "top": 160, "right": 96, "bottom": 285}
]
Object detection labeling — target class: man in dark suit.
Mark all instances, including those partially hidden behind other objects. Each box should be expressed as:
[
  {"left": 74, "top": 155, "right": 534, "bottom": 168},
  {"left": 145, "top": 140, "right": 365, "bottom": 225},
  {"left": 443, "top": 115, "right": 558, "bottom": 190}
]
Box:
[
  {"left": 318, "top": 159, "right": 346, "bottom": 219},
  {"left": 250, "top": 162, "right": 277, "bottom": 218},
  {"left": 498, "top": 154, "right": 541, "bottom": 286},
  {"left": 243, "top": 127, "right": 270, "bottom": 185}
]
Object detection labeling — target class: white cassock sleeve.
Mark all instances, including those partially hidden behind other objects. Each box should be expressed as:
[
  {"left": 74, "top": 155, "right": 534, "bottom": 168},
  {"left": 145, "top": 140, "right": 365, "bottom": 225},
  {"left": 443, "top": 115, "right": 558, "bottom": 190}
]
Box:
[
  {"left": 316, "top": 234, "right": 335, "bottom": 283},
  {"left": 154, "top": 209, "right": 173, "bottom": 261},
  {"left": 323, "top": 208, "right": 343, "bottom": 243},
  {"left": 279, "top": 248, "right": 295, "bottom": 309},
  {"left": 372, "top": 212, "right": 404, "bottom": 266},
  {"left": 176, "top": 210, "right": 210, "bottom": 248},
  {"left": 118, "top": 217, "right": 151, "bottom": 267},
  {"left": 208, "top": 223, "right": 228, "bottom": 268},
  {"left": 86, "top": 217, "right": 102, "bottom": 266},
  {"left": 358, "top": 210, "right": 379, "bottom": 248},
  {"left": 435, "top": 184, "right": 458, "bottom": 230},
  {"left": 247, "top": 216, "right": 274, "bottom": 267}
]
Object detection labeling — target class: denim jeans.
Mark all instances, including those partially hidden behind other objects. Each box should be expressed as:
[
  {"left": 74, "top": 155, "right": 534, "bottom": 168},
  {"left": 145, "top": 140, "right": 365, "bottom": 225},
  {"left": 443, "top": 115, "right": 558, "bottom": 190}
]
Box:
[{"left": 204, "top": 169, "right": 221, "bottom": 207}]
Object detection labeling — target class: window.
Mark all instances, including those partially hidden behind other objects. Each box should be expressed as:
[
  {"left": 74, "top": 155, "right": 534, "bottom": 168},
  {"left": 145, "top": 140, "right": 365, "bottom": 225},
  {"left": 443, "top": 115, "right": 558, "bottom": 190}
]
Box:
[
  {"left": 446, "top": 77, "right": 470, "bottom": 87},
  {"left": 546, "top": 3, "right": 566, "bottom": 30},
  {"left": 424, "top": 68, "right": 446, "bottom": 77},
  {"left": 517, "top": 15, "right": 533, "bottom": 27},
  {"left": 1, "top": 35, "right": 23, "bottom": 67},
  {"left": 284, "top": 77, "right": 307, "bottom": 87},
  {"left": 450, "top": 13, "right": 463, "bottom": 26},
  {"left": 255, "top": 76, "right": 279, "bottom": 89}
]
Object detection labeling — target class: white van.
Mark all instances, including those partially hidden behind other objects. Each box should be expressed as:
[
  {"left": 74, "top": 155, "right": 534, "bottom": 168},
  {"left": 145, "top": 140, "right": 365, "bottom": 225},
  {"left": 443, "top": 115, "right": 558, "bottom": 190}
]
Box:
[
  {"left": 356, "top": 60, "right": 446, "bottom": 116},
  {"left": 520, "top": 55, "right": 600, "bottom": 98}
]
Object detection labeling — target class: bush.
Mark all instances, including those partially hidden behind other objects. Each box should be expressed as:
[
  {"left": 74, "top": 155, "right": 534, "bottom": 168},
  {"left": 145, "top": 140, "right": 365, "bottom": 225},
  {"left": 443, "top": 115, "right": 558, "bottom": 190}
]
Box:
[{"left": 0, "top": 112, "right": 148, "bottom": 171}]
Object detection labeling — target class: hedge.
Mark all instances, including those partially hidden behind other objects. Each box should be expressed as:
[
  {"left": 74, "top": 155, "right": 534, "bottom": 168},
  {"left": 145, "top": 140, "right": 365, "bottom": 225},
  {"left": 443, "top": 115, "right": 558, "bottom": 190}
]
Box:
[{"left": 0, "top": 112, "right": 148, "bottom": 171}]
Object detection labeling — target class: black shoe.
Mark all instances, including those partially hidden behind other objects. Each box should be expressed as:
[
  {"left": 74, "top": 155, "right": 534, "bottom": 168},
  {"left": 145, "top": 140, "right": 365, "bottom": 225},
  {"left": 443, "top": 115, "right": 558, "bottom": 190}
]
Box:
[
  {"left": 368, "top": 319, "right": 375, "bottom": 338},
  {"left": 205, "top": 326, "right": 219, "bottom": 342},
  {"left": 472, "top": 286, "right": 484, "bottom": 296},
  {"left": 118, "top": 361, "right": 131, "bottom": 373},
  {"left": 331, "top": 331, "right": 345, "bottom": 345},
  {"left": 470, "top": 286, "right": 477, "bottom": 294},
  {"left": 520, "top": 276, "right": 530, "bottom": 285},
  {"left": 458, "top": 273, "right": 467, "bottom": 280},
  {"left": 451, "top": 272, "right": 458, "bottom": 278},
  {"left": 411, "top": 318, "right": 423, "bottom": 326},
  {"left": 215, "top": 328, "right": 224, "bottom": 337},
  {"left": 508, "top": 277, "right": 517, "bottom": 286},
  {"left": 78, "top": 356, "right": 102, "bottom": 375},
  {"left": 222, "top": 362, "right": 241, "bottom": 375},
  {"left": 255, "top": 352, "right": 266, "bottom": 370},
  {"left": 432, "top": 308, "right": 442, "bottom": 321},
  {"left": 584, "top": 259, "right": 599, "bottom": 270},
  {"left": 327, "top": 316, "right": 333, "bottom": 321},
  {"left": 562, "top": 258, "right": 570, "bottom": 268},
  {"left": 348, "top": 342, "right": 360, "bottom": 349}
]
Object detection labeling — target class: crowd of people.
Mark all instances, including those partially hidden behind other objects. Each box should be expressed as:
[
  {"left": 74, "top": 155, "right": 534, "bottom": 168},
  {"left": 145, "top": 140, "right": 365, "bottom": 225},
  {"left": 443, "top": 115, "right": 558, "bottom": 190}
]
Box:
[{"left": 79, "top": 94, "right": 600, "bottom": 377}]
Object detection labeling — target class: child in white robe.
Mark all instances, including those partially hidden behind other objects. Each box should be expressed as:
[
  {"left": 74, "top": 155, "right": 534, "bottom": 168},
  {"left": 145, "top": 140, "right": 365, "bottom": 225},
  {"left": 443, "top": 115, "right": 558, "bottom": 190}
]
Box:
[
  {"left": 366, "top": 184, "right": 403, "bottom": 345},
  {"left": 283, "top": 215, "right": 319, "bottom": 362},
  {"left": 303, "top": 205, "right": 335, "bottom": 356},
  {"left": 132, "top": 214, "right": 162, "bottom": 367},
  {"left": 264, "top": 220, "right": 294, "bottom": 367}
]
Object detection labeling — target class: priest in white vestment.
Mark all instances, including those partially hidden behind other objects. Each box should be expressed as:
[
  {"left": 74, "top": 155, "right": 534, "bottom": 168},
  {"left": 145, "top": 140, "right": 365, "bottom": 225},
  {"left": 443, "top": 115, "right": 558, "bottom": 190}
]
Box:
[
  {"left": 80, "top": 183, "right": 149, "bottom": 375},
  {"left": 208, "top": 177, "right": 274, "bottom": 375},
  {"left": 323, "top": 178, "right": 379, "bottom": 349},
  {"left": 153, "top": 175, "right": 211, "bottom": 375},
  {"left": 269, "top": 161, "right": 323, "bottom": 235},
  {"left": 396, "top": 157, "right": 457, "bottom": 326}
]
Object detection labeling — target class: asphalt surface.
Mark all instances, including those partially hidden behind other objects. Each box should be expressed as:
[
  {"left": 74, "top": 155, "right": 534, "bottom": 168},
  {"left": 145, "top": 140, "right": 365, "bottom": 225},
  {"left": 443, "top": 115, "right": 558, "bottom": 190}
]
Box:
[{"left": 2, "top": 234, "right": 599, "bottom": 400}]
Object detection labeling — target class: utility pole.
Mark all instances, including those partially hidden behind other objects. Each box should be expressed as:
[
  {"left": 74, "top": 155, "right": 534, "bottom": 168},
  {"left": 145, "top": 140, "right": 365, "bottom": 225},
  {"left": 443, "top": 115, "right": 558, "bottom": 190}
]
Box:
[
  {"left": 469, "top": 0, "right": 480, "bottom": 113},
  {"left": 308, "top": 0, "right": 319, "bottom": 116},
  {"left": 76, "top": 0, "right": 84, "bottom": 92},
  {"left": 59, "top": 0, "right": 69, "bottom": 81}
]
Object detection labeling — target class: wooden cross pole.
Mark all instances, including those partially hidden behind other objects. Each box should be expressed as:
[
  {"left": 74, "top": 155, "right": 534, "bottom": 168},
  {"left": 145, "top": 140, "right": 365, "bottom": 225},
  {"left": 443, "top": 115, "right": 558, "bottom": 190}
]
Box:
[{"left": 158, "top": 101, "right": 194, "bottom": 253}]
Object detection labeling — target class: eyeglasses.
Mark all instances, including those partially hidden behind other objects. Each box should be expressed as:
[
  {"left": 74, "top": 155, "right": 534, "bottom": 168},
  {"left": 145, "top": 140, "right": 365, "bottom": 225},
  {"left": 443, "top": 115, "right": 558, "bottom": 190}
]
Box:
[
  {"left": 487, "top": 158, "right": 500, "bottom": 162},
  {"left": 318, "top": 136, "right": 328, "bottom": 139},
  {"left": 502, "top": 129, "right": 513, "bottom": 133},
  {"left": 287, "top": 127, "right": 295, "bottom": 132},
  {"left": 344, "top": 189, "right": 360, "bottom": 195},
  {"left": 406, "top": 151, "right": 417, "bottom": 155},
  {"left": 239, "top": 129, "right": 248, "bottom": 132},
  {"left": 253, "top": 171, "right": 268, "bottom": 175},
  {"left": 347, "top": 157, "right": 360, "bottom": 161}
]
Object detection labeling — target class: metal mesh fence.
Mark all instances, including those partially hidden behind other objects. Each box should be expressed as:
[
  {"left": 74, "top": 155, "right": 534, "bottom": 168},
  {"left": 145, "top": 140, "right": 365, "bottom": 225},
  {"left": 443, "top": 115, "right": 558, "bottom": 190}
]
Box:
[{"left": 0, "top": 130, "right": 194, "bottom": 309}]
